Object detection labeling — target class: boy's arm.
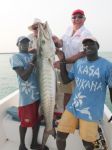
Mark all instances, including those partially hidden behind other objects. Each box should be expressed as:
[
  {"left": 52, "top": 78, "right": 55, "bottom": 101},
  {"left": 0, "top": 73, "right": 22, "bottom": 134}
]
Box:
[
  {"left": 14, "top": 64, "right": 34, "bottom": 81},
  {"left": 14, "top": 54, "right": 37, "bottom": 81}
]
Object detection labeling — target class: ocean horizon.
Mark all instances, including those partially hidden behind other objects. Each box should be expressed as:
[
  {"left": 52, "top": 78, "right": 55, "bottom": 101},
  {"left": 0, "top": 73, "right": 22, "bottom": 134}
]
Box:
[{"left": 0, "top": 52, "right": 112, "bottom": 112}]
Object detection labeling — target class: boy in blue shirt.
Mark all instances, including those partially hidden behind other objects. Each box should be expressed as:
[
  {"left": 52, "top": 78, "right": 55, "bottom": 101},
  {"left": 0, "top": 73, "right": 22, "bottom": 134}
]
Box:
[
  {"left": 10, "top": 36, "right": 43, "bottom": 150},
  {"left": 55, "top": 37, "right": 112, "bottom": 150}
]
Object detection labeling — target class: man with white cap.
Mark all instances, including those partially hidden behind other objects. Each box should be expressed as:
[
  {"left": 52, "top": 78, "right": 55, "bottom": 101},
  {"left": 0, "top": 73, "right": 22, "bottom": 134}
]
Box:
[
  {"left": 10, "top": 36, "right": 46, "bottom": 150},
  {"left": 28, "top": 18, "right": 42, "bottom": 54},
  {"left": 55, "top": 37, "right": 112, "bottom": 150}
]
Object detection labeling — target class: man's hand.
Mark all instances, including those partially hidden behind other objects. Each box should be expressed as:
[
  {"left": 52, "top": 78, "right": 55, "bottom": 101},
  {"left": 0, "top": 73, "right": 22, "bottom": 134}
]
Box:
[
  {"left": 54, "top": 61, "right": 60, "bottom": 69},
  {"left": 52, "top": 35, "right": 63, "bottom": 48},
  {"left": 32, "top": 54, "right": 37, "bottom": 64},
  {"left": 54, "top": 49, "right": 66, "bottom": 69},
  {"left": 55, "top": 48, "right": 65, "bottom": 61},
  {"left": 29, "top": 48, "right": 37, "bottom": 54}
]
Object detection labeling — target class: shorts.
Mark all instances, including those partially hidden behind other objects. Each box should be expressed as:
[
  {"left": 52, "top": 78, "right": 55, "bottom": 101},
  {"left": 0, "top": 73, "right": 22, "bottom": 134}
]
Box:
[
  {"left": 18, "top": 101, "right": 40, "bottom": 127},
  {"left": 57, "top": 110, "right": 98, "bottom": 142},
  {"left": 56, "top": 69, "right": 73, "bottom": 94},
  {"left": 57, "top": 82, "right": 74, "bottom": 94}
]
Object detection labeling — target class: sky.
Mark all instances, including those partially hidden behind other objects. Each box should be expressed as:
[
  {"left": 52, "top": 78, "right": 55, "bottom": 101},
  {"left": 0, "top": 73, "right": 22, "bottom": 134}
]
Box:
[{"left": 0, "top": 0, "right": 112, "bottom": 52}]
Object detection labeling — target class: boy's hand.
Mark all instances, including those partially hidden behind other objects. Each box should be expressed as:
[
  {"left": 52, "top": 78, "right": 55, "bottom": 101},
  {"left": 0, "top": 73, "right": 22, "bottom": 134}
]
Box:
[
  {"left": 32, "top": 54, "right": 37, "bottom": 64},
  {"left": 29, "top": 48, "right": 37, "bottom": 54}
]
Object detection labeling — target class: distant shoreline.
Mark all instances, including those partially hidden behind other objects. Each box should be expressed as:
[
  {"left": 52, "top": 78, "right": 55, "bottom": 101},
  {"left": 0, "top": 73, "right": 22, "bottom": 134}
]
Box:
[
  {"left": 0, "top": 51, "right": 111, "bottom": 55},
  {"left": 0, "top": 52, "right": 16, "bottom": 54}
]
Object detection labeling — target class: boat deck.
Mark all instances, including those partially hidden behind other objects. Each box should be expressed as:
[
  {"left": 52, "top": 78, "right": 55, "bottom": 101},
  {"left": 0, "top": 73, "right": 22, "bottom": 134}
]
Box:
[
  {"left": 0, "top": 114, "right": 85, "bottom": 150},
  {"left": 0, "top": 137, "right": 85, "bottom": 150},
  {"left": 0, "top": 141, "right": 19, "bottom": 150},
  {"left": 0, "top": 91, "right": 112, "bottom": 150}
]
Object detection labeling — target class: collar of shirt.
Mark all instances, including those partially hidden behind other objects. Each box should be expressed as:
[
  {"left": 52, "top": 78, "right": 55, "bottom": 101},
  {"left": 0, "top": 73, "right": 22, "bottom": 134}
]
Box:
[{"left": 69, "top": 25, "right": 85, "bottom": 37}]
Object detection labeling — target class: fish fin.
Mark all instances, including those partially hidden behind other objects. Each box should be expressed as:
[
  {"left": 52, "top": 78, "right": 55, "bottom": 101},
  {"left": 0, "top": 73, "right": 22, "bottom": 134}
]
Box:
[{"left": 48, "top": 58, "right": 55, "bottom": 70}]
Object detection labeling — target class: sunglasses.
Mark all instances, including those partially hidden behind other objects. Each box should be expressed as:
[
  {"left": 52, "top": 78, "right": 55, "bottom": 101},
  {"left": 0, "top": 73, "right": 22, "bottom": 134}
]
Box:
[{"left": 72, "top": 15, "right": 85, "bottom": 20}]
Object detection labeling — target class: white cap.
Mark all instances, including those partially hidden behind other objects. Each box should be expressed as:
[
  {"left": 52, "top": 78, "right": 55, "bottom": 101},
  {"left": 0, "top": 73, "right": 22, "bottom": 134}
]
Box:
[
  {"left": 82, "top": 36, "right": 99, "bottom": 48},
  {"left": 28, "top": 18, "right": 42, "bottom": 30},
  {"left": 16, "top": 36, "right": 30, "bottom": 46}
]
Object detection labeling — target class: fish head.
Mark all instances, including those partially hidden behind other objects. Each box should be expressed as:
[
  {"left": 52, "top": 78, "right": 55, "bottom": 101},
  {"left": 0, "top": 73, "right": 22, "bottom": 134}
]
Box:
[{"left": 37, "top": 22, "right": 55, "bottom": 58}]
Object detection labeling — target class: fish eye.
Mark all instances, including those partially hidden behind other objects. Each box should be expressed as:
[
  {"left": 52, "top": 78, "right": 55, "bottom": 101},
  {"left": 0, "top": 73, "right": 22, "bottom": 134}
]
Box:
[{"left": 41, "top": 40, "right": 45, "bottom": 45}]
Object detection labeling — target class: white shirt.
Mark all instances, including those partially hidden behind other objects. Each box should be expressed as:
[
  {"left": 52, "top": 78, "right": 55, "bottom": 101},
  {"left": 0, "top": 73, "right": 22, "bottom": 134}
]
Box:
[{"left": 62, "top": 25, "right": 92, "bottom": 59}]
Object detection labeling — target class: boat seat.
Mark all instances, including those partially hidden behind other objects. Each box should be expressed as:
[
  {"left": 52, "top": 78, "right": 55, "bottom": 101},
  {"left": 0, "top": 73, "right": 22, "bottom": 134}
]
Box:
[{"left": 6, "top": 106, "right": 20, "bottom": 122}]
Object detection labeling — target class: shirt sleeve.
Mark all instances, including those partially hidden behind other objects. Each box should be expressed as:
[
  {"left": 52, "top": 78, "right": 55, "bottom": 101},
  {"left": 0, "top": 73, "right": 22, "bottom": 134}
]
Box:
[{"left": 10, "top": 54, "right": 24, "bottom": 69}]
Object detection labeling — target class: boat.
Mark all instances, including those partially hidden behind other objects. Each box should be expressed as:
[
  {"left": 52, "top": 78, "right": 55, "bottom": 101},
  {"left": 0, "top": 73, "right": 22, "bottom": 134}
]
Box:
[{"left": 0, "top": 90, "right": 112, "bottom": 150}]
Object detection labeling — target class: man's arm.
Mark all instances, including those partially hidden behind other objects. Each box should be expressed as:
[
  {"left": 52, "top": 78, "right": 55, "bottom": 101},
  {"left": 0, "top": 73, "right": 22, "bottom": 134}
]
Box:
[
  {"left": 65, "top": 51, "right": 86, "bottom": 64},
  {"left": 52, "top": 35, "right": 63, "bottom": 48},
  {"left": 108, "top": 88, "right": 112, "bottom": 122},
  {"left": 54, "top": 48, "right": 85, "bottom": 69},
  {"left": 60, "top": 62, "right": 72, "bottom": 84},
  {"left": 55, "top": 47, "right": 85, "bottom": 63},
  {"left": 109, "top": 88, "right": 112, "bottom": 103},
  {"left": 56, "top": 50, "right": 72, "bottom": 84},
  {"left": 53, "top": 35, "right": 86, "bottom": 63}
]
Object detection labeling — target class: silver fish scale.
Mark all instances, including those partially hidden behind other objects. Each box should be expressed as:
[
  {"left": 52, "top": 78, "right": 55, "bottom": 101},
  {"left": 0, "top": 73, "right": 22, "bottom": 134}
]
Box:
[
  {"left": 37, "top": 22, "right": 57, "bottom": 147},
  {"left": 39, "top": 58, "right": 56, "bottom": 130}
]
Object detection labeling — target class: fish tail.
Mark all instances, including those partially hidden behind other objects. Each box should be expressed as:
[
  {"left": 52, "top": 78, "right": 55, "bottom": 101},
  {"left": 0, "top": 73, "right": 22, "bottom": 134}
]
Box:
[{"left": 42, "top": 128, "right": 56, "bottom": 149}]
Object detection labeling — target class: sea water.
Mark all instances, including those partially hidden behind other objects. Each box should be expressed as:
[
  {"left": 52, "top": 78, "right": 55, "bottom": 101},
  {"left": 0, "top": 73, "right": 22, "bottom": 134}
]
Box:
[
  {"left": 0, "top": 54, "right": 18, "bottom": 99},
  {"left": 0, "top": 52, "right": 112, "bottom": 111}
]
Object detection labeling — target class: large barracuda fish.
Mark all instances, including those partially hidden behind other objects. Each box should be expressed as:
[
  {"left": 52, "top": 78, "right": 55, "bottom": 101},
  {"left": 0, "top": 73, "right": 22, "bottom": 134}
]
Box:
[{"left": 37, "top": 22, "right": 56, "bottom": 149}]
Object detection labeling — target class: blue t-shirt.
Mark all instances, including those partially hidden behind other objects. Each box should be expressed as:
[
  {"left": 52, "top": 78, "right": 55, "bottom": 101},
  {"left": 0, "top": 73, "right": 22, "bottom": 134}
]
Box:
[
  {"left": 67, "top": 57, "right": 112, "bottom": 122},
  {"left": 10, "top": 52, "right": 40, "bottom": 106}
]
